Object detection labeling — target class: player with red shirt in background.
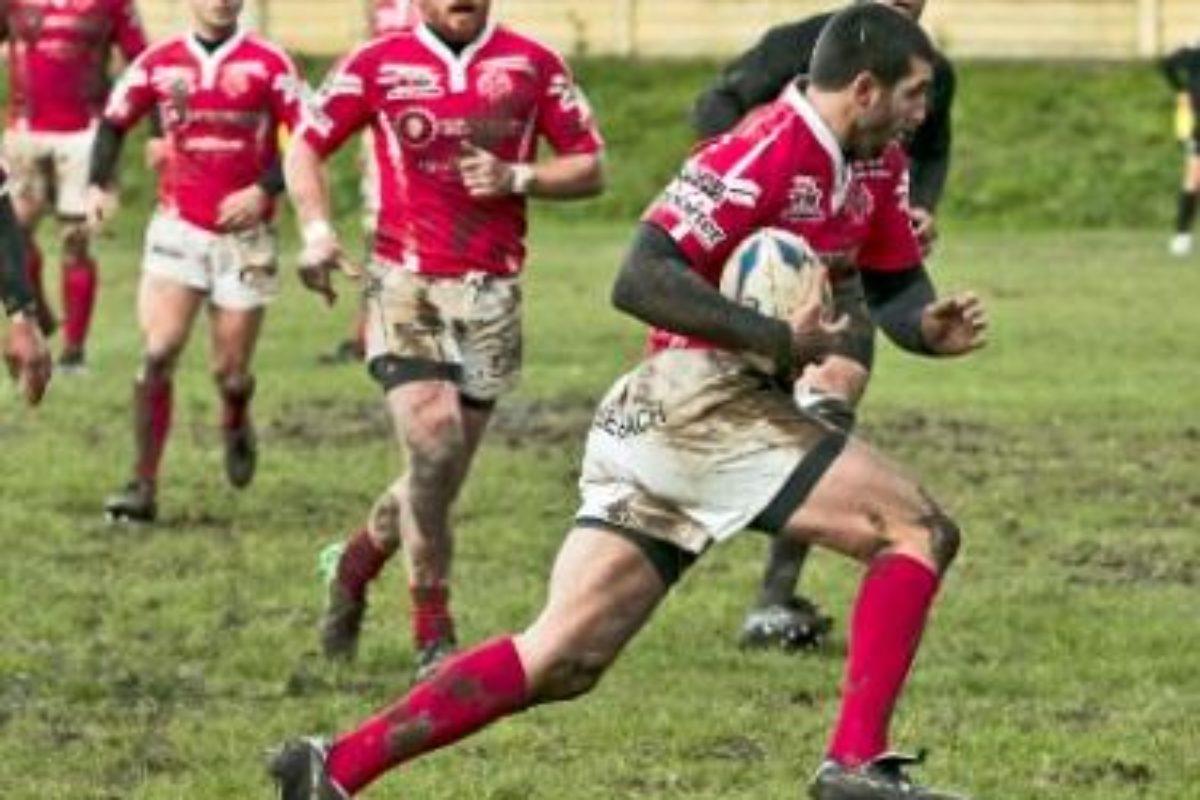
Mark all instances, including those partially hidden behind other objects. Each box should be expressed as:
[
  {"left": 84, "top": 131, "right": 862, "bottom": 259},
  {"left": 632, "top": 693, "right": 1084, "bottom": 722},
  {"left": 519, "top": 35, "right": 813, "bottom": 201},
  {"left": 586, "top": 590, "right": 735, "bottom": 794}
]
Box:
[
  {"left": 287, "top": 0, "right": 604, "bottom": 679},
  {"left": 0, "top": 0, "right": 148, "bottom": 370},
  {"left": 269, "top": 8, "right": 984, "bottom": 800},
  {"left": 88, "top": 0, "right": 304, "bottom": 523},
  {"left": 318, "top": 0, "right": 424, "bottom": 364}
]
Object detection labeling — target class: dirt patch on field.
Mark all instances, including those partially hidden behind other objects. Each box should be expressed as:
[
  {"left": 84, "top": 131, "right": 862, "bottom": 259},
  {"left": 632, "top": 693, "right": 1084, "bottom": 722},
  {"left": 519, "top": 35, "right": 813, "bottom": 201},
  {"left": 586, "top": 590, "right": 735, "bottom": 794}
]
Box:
[
  {"left": 1052, "top": 758, "right": 1154, "bottom": 788},
  {"left": 489, "top": 395, "right": 596, "bottom": 449},
  {"left": 690, "top": 734, "right": 767, "bottom": 762},
  {"left": 1054, "top": 540, "right": 1198, "bottom": 587},
  {"left": 860, "top": 411, "right": 1008, "bottom": 458},
  {"left": 265, "top": 398, "right": 391, "bottom": 446}
]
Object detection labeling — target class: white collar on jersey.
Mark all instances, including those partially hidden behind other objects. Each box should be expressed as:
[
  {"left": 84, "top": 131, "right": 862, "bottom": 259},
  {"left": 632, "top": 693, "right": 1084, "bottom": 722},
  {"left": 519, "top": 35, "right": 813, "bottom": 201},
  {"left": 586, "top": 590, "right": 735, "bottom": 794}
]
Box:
[
  {"left": 415, "top": 21, "right": 498, "bottom": 94},
  {"left": 185, "top": 28, "right": 248, "bottom": 90},
  {"left": 784, "top": 83, "right": 850, "bottom": 212}
]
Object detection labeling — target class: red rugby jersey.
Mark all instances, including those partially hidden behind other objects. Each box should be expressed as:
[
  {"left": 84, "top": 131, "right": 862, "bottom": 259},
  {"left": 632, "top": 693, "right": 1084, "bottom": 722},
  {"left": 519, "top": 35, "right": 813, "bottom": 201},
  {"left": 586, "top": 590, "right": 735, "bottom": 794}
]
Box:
[
  {"left": 2, "top": 0, "right": 148, "bottom": 133},
  {"left": 299, "top": 23, "right": 604, "bottom": 277},
  {"left": 103, "top": 30, "right": 304, "bottom": 233},
  {"left": 642, "top": 83, "right": 921, "bottom": 354}
]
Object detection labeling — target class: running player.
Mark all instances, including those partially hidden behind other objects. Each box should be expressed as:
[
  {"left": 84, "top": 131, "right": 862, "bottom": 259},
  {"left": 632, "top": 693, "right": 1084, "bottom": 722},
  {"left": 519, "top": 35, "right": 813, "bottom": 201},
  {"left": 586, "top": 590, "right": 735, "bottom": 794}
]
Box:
[
  {"left": 0, "top": 0, "right": 149, "bottom": 369},
  {"left": 1, "top": 162, "right": 51, "bottom": 404},
  {"left": 318, "top": 0, "right": 424, "bottom": 365},
  {"left": 269, "top": 7, "right": 983, "bottom": 799},
  {"left": 288, "top": 0, "right": 605, "bottom": 678},
  {"left": 693, "top": 0, "right": 962, "bottom": 649},
  {"left": 90, "top": 0, "right": 304, "bottom": 522},
  {"left": 1162, "top": 39, "right": 1200, "bottom": 257}
]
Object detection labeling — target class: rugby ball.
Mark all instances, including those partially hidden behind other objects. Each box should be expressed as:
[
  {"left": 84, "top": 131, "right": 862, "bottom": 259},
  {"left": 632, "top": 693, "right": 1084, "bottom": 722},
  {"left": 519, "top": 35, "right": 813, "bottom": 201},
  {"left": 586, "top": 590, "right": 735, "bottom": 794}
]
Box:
[{"left": 719, "top": 228, "right": 831, "bottom": 321}]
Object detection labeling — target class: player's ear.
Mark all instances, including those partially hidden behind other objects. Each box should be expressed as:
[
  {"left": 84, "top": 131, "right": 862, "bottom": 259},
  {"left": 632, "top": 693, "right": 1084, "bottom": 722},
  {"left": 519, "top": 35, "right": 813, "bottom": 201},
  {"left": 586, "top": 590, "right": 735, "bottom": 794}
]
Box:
[{"left": 847, "top": 72, "right": 880, "bottom": 112}]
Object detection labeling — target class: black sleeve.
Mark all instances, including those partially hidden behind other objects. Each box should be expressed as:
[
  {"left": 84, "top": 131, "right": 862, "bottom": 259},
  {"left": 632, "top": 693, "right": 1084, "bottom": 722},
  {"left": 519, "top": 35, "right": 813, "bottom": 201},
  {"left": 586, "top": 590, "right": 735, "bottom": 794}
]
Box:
[
  {"left": 1162, "top": 49, "right": 1187, "bottom": 92},
  {"left": 907, "top": 56, "right": 956, "bottom": 211},
  {"left": 256, "top": 158, "right": 286, "bottom": 196},
  {"left": 861, "top": 265, "right": 935, "bottom": 355},
  {"left": 691, "top": 19, "right": 824, "bottom": 139},
  {"left": 88, "top": 119, "right": 128, "bottom": 188},
  {"left": 0, "top": 194, "right": 33, "bottom": 316},
  {"left": 611, "top": 222, "right": 795, "bottom": 375}
]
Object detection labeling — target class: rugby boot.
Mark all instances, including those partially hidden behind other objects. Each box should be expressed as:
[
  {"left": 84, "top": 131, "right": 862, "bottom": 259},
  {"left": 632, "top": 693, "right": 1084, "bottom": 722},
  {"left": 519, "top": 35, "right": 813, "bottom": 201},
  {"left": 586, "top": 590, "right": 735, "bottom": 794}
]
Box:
[
  {"left": 266, "top": 737, "right": 349, "bottom": 800},
  {"left": 413, "top": 635, "right": 458, "bottom": 683},
  {"left": 223, "top": 421, "right": 257, "bottom": 489},
  {"left": 808, "top": 752, "right": 970, "bottom": 800},
  {"left": 104, "top": 479, "right": 157, "bottom": 523},
  {"left": 56, "top": 347, "right": 87, "bottom": 376},
  {"left": 739, "top": 595, "right": 833, "bottom": 651}
]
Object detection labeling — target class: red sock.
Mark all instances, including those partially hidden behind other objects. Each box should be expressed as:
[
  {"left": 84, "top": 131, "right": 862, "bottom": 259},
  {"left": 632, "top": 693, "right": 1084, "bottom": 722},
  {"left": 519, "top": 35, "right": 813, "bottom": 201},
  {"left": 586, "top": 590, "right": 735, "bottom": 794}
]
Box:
[
  {"left": 326, "top": 636, "right": 528, "bottom": 794},
  {"left": 828, "top": 553, "right": 940, "bottom": 766},
  {"left": 219, "top": 376, "right": 255, "bottom": 431},
  {"left": 62, "top": 257, "right": 97, "bottom": 350},
  {"left": 134, "top": 376, "right": 173, "bottom": 482},
  {"left": 411, "top": 583, "right": 455, "bottom": 648},
  {"left": 336, "top": 528, "right": 392, "bottom": 602}
]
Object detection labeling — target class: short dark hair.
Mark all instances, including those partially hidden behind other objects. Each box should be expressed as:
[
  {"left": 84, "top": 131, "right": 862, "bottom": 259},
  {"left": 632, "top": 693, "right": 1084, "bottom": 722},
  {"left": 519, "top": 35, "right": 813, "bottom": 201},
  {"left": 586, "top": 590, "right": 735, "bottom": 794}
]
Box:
[{"left": 810, "top": 4, "right": 935, "bottom": 90}]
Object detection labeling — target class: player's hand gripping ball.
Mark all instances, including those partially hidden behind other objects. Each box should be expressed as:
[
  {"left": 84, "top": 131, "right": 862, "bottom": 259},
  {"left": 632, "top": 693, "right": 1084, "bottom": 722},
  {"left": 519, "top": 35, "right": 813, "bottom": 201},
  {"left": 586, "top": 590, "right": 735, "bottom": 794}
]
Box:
[{"left": 719, "top": 228, "right": 837, "bottom": 373}]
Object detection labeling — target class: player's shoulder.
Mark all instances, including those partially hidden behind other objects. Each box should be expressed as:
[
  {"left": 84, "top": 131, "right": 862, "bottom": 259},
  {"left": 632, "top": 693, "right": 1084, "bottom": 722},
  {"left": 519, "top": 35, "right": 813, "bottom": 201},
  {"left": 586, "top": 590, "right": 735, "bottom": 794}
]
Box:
[
  {"left": 137, "top": 34, "right": 188, "bottom": 65},
  {"left": 489, "top": 24, "right": 570, "bottom": 68},
  {"left": 242, "top": 32, "right": 300, "bottom": 70}
]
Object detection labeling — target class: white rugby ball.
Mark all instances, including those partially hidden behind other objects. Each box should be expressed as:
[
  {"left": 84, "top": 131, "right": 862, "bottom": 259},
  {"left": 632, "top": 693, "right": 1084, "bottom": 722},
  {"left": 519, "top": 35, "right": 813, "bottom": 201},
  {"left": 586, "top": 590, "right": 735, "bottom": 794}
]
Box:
[{"left": 719, "top": 228, "right": 830, "bottom": 321}]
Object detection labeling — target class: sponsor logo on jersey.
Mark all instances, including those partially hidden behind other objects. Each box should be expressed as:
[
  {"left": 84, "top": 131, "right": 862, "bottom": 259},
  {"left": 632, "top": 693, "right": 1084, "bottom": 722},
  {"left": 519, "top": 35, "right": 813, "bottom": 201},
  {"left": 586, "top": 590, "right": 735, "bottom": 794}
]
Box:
[
  {"left": 593, "top": 400, "right": 667, "bottom": 439},
  {"left": 394, "top": 107, "right": 436, "bottom": 148},
  {"left": 380, "top": 63, "right": 444, "bottom": 101},
  {"left": 220, "top": 61, "right": 268, "bottom": 98},
  {"left": 782, "top": 175, "right": 824, "bottom": 222}
]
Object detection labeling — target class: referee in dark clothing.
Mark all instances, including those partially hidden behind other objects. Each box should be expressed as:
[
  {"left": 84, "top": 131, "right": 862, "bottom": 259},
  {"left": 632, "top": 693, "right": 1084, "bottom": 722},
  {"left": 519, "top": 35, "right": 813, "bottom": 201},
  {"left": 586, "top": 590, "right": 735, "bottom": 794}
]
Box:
[
  {"left": 1161, "top": 41, "right": 1200, "bottom": 256},
  {"left": 692, "top": 0, "right": 959, "bottom": 652}
]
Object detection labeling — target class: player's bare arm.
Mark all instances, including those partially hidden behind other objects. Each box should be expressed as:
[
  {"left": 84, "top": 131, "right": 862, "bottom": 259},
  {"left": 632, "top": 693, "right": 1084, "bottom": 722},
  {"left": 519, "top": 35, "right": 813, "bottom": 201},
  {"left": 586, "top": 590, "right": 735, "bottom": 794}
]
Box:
[
  {"left": 612, "top": 222, "right": 845, "bottom": 378},
  {"left": 862, "top": 265, "right": 987, "bottom": 356},
  {"left": 458, "top": 142, "right": 603, "bottom": 200},
  {"left": 284, "top": 138, "right": 344, "bottom": 306}
]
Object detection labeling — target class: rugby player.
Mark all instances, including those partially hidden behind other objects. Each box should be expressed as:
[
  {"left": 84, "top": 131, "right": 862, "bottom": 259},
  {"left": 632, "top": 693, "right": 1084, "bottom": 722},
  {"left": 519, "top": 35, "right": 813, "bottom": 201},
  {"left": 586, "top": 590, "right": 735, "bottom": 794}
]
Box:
[
  {"left": 288, "top": 0, "right": 605, "bottom": 677},
  {"left": 90, "top": 0, "right": 305, "bottom": 522},
  {"left": 693, "top": 0, "right": 962, "bottom": 650},
  {"left": 269, "top": 7, "right": 984, "bottom": 799},
  {"left": 1, "top": 163, "right": 51, "bottom": 405},
  {"left": 318, "top": 0, "right": 424, "bottom": 365},
  {"left": 1162, "top": 40, "right": 1200, "bottom": 257},
  {"left": 0, "top": 0, "right": 149, "bottom": 370}
]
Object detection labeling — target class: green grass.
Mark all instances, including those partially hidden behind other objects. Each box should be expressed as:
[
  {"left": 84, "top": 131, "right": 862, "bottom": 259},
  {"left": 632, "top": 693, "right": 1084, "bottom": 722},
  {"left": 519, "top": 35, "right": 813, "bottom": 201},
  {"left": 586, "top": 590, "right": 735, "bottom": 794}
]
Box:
[
  {"left": 1, "top": 220, "right": 1198, "bottom": 799},
  {"left": 2, "top": 57, "right": 1198, "bottom": 798}
]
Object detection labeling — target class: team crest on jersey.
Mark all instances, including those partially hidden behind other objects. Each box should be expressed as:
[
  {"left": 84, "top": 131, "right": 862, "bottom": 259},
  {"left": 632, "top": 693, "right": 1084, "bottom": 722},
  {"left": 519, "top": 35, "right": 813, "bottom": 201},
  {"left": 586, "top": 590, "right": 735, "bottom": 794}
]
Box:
[
  {"left": 476, "top": 66, "right": 514, "bottom": 102},
  {"left": 380, "top": 64, "right": 443, "bottom": 101},
  {"left": 394, "top": 107, "right": 437, "bottom": 148},
  {"left": 220, "top": 61, "right": 268, "bottom": 98},
  {"left": 782, "top": 175, "right": 824, "bottom": 222}
]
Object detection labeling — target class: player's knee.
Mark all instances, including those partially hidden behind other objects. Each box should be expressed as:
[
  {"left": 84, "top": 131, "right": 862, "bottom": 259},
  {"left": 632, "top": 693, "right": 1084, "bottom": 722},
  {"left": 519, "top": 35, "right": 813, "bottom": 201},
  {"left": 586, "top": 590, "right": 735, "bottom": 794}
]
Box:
[
  {"left": 60, "top": 223, "right": 91, "bottom": 259},
  {"left": 536, "top": 647, "right": 615, "bottom": 703},
  {"left": 367, "top": 482, "right": 405, "bottom": 552},
  {"left": 919, "top": 502, "right": 962, "bottom": 574}
]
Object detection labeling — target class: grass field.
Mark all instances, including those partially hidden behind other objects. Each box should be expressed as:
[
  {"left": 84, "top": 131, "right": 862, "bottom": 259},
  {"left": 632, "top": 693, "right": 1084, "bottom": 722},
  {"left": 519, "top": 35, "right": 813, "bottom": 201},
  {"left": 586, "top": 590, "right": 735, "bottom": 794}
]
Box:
[
  {"left": 1, "top": 50, "right": 1199, "bottom": 800},
  {"left": 1, "top": 214, "right": 1198, "bottom": 799}
]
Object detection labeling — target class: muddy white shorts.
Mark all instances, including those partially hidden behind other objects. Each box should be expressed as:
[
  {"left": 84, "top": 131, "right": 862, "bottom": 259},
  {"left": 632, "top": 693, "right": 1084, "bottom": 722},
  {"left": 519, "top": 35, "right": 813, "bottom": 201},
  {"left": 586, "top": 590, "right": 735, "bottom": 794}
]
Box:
[
  {"left": 3, "top": 125, "right": 95, "bottom": 218},
  {"left": 576, "top": 349, "right": 847, "bottom": 555},
  {"left": 363, "top": 266, "right": 522, "bottom": 403},
  {"left": 142, "top": 212, "right": 279, "bottom": 310}
]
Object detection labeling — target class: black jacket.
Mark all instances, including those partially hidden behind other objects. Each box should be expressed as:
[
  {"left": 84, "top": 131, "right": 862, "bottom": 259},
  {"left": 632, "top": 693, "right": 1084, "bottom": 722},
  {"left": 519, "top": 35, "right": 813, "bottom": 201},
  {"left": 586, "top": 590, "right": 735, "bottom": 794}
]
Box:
[{"left": 692, "top": 13, "right": 956, "bottom": 211}]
